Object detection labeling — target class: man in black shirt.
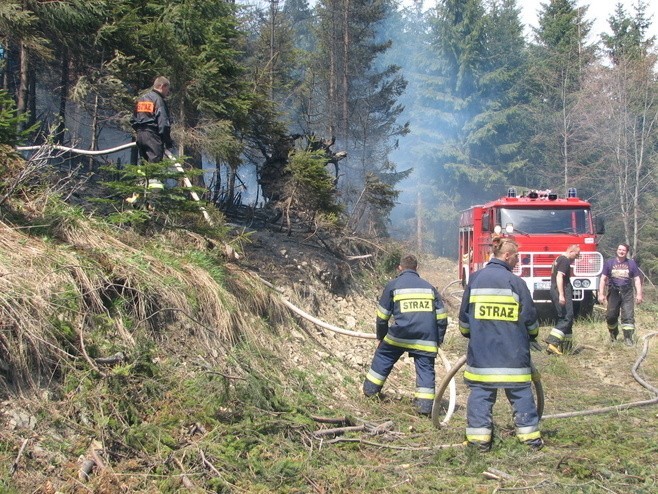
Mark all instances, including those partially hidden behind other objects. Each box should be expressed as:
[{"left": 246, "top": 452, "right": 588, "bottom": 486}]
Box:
[{"left": 546, "top": 245, "right": 581, "bottom": 355}]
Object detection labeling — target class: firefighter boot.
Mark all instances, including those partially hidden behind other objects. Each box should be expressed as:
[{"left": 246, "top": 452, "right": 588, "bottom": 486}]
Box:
[
  {"left": 363, "top": 380, "right": 382, "bottom": 397},
  {"left": 609, "top": 327, "right": 619, "bottom": 342},
  {"left": 623, "top": 330, "right": 635, "bottom": 347},
  {"left": 524, "top": 438, "right": 544, "bottom": 450},
  {"left": 414, "top": 398, "right": 433, "bottom": 416},
  {"left": 466, "top": 440, "right": 492, "bottom": 452}
]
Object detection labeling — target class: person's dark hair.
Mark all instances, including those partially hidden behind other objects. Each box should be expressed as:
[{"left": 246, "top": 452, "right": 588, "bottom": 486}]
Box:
[
  {"left": 399, "top": 254, "right": 418, "bottom": 271},
  {"left": 491, "top": 237, "right": 517, "bottom": 258}
]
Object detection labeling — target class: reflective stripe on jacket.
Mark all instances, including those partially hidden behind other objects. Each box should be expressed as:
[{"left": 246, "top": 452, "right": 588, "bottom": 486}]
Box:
[
  {"left": 376, "top": 270, "right": 447, "bottom": 356},
  {"left": 458, "top": 258, "right": 539, "bottom": 387}
]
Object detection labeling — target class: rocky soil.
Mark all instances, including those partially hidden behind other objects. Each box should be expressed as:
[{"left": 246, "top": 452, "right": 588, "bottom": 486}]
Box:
[{"left": 234, "top": 226, "right": 467, "bottom": 402}]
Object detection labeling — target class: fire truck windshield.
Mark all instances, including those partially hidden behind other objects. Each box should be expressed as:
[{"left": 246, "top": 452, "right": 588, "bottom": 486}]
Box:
[{"left": 500, "top": 207, "right": 592, "bottom": 234}]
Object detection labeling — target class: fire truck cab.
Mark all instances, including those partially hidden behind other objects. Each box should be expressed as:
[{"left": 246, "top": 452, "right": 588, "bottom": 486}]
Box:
[{"left": 458, "top": 187, "right": 604, "bottom": 315}]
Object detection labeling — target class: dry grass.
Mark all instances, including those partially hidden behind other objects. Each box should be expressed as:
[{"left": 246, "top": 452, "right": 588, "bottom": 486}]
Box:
[{"left": 0, "top": 209, "right": 287, "bottom": 398}]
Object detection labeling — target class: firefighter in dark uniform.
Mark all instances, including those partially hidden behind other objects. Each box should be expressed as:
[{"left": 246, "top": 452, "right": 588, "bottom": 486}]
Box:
[
  {"left": 546, "top": 245, "right": 581, "bottom": 355},
  {"left": 130, "top": 76, "right": 173, "bottom": 164},
  {"left": 459, "top": 237, "right": 543, "bottom": 451},
  {"left": 363, "top": 254, "right": 448, "bottom": 415}
]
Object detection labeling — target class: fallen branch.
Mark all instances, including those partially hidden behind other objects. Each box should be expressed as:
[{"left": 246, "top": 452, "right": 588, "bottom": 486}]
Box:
[
  {"left": 94, "top": 352, "right": 125, "bottom": 366},
  {"left": 79, "top": 323, "right": 105, "bottom": 377},
  {"left": 310, "top": 415, "right": 355, "bottom": 426},
  {"left": 322, "top": 437, "right": 466, "bottom": 451},
  {"left": 345, "top": 254, "right": 372, "bottom": 260},
  {"left": 200, "top": 449, "right": 223, "bottom": 478},
  {"left": 369, "top": 420, "right": 395, "bottom": 434},
  {"left": 314, "top": 425, "right": 365, "bottom": 437},
  {"left": 78, "top": 440, "right": 105, "bottom": 482},
  {"left": 78, "top": 459, "right": 96, "bottom": 482},
  {"left": 483, "top": 467, "right": 515, "bottom": 481},
  {"left": 10, "top": 438, "right": 28, "bottom": 476},
  {"left": 172, "top": 457, "right": 195, "bottom": 489},
  {"left": 314, "top": 419, "right": 395, "bottom": 438}
]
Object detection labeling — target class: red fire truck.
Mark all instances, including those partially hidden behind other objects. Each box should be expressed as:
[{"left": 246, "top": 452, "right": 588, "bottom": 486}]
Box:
[{"left": 458, "top": 187, "right": 605, "bottom": 315}]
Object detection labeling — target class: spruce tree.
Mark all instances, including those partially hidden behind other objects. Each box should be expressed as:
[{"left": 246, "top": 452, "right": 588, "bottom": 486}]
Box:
[{"left": 524, "top": 0, "right": 596, "bottom": 192}]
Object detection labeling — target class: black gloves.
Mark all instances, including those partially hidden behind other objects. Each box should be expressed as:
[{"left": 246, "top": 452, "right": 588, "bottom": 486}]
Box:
[{"left": 530, "top": 340, "right": 543, "bottom": 352}]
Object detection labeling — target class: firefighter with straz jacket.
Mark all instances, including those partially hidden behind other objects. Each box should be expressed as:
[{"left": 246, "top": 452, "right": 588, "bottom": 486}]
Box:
[
  {"left": 130, "top": 76, "right": 173, "bottom": 164},
  {"left": 459, "top": 237, "right": 543, "bottom": 451},
  {"left": 363, "top": 255, "right": 448, "bottom": 415}
]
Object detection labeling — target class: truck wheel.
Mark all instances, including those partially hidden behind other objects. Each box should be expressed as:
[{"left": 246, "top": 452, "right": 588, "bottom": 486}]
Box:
[{"left": 575, "top": 292, "right": 594, "bottom": 318}]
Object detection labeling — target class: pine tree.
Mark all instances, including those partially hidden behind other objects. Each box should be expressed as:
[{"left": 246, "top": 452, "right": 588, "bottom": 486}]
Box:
[
  {"left": 524, "top": 0, "right": 596, "bottom": 192},
  {"left": 310, "top": 0, "right": 408, "bottom": 234},
  {"left": 601, "top": 0, "right": 655, "bottom": 64}
]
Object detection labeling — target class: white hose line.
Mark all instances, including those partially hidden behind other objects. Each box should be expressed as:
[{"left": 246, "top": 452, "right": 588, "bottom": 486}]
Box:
[
  {"left": 16, "top": 142, "right": 136, "bottom": 156},
  {"left": 16, "top": 143, "right": 213, "bottom": 226},
  {"left": 256, "top": 275, "right": 378, "bottom": 339},
  {"left": 254, "top": 273, "right": 458, "bottom": 415},
  {"left": 164, "top": 151, "right": 212, "bottom": 225},
  {"left": 631, "top": 332, "right": 658, "bottom": 395},
  {"left": 542, "top": 331, "right": 658, "bottom": 420},
  {"left": 280, "top": 296, "right": 379, "bottom": 339}
]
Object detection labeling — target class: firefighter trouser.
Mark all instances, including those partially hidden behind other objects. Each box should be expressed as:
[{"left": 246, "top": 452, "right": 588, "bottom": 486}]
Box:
[
  {"left": 606, "top": 284, "right": 635, "bottom": 337},
  {"left": 363, "top": 341, "right": 436, "bottom": 413},
  {"left": 548, "top": 284, "right": 574, "bottom": 351},
  {"left": 466, "top": 384, "right": 541, "bottom": 446},
  {"left": 136, "top": 129, "right": 165, "bottom": 163}
]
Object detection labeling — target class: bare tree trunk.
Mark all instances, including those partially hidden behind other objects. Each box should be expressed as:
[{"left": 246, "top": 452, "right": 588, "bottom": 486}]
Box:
[
  {"left": 227, "top": 159, "right": 238, "bottom": 209},
  {"left": 328, "top": 4, "right": 337, "bottom": 134},
  {"left": 269, "top": 0, "right": 277, "bottom": 101},
  {"left": 56, "top": 49, "right": 69, "bottom": 144},
  {"left": 27, "top": 64, "right": 36, "bottom": 129},
  {"left": 341, "top": 0, "right": 349, "bottom": 144},
  {"left": 212, "top": 158, "right": 223, "bottom": 204},
  {"left": 16, "top": 41, "right": 28, "bottom": 131},
  {"left": 89, "top": 92, "right": 100, "bottom": 169},
  {"left": 561, "top": 72, "right": 569, "bottom": 190},
  {"left": 1, "top": 40, "right": 7, "bottom": 91},
  {"left": 417, "top": 191, "right": 423, "bottom": 253}
]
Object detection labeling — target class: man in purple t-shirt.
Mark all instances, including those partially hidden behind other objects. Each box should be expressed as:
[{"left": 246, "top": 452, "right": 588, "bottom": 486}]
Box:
[{"left": 598, "top": 243, "right": 643, "bottom": 346}]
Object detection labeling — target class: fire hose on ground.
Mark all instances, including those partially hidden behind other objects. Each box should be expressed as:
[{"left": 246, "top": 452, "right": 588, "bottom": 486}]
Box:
[{"left": 255, "top": 274, "right": 459, "bottom": 425}]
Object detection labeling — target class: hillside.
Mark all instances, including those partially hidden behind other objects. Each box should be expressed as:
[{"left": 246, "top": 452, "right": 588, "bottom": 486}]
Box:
[{"left": 0, "top": 178, "right": 657, "bottom": 492}]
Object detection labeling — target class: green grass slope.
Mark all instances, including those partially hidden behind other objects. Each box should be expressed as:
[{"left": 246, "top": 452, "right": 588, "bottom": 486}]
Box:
[{"left": 0, "top": 151, "right": 656, "bottom": 493}]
